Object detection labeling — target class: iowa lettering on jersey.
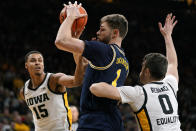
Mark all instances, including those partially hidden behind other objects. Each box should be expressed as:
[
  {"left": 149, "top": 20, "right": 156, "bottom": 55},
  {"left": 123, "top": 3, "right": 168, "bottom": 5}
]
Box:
[
  {"left": 156, "top": 116, "right": 179, "bottom": 125},
  {"left": 151, "top": 86, "right": 169, "bottom": 93},
  {"left": 26, "top": 93, "right": 50, "bottom": 106}
]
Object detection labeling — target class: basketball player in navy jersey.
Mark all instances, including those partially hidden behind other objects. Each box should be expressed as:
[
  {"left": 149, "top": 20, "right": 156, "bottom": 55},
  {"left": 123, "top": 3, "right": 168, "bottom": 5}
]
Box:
[
  {"left": 20, "top": 51, "right": 87, "bottom": 130},
  {"left": 90, "top": 13, "right": 181, "bottom": 131},
  {"left": 55, "top": 1, "right": 129, "bottom": 131}
]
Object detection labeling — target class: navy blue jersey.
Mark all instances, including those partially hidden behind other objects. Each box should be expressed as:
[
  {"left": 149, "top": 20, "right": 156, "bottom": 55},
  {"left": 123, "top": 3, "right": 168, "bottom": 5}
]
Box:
[{"left": 78, "top": 41, "right": 129, "bottom": 131}]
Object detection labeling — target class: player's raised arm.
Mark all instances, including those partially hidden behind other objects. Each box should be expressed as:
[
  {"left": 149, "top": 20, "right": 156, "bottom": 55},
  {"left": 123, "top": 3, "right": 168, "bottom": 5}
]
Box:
[
  {"left": 90, "top": 82, "right": 121, "bottom": 101},
  {"left": 158, "top": 13, "right": 178, "bottom": 82},
  {"left": 49, "top": 54, "right": 87, "bottom": 93},
  {"left": 55, "top": 2, "right": 87, "bottom": 55}
]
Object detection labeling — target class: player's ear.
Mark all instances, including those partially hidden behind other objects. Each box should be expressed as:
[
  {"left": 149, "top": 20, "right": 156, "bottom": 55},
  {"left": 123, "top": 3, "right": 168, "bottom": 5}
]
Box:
[
  {"left": 25, "top": 63, "right": 28, "bottom": 69},
  {"left": 112, "top": 29, "right": 119, "bottom": 39},
  {"left": 144, "top": 68, "right": 150, "bottom": 77}
]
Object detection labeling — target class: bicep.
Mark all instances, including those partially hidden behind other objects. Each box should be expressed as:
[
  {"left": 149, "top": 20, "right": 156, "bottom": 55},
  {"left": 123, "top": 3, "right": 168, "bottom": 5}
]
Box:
[
  {"left": 50, "top": 73, "right": 75, "bottom": 93},
  {"left": 90, "top": 82, "right": 121, "bottom": 100},
  {"left": 58, "top": 75, "right": 75, "bottom": 87},
  {"left": 102, "top": 84, "right": 121, "bottom": 100}
]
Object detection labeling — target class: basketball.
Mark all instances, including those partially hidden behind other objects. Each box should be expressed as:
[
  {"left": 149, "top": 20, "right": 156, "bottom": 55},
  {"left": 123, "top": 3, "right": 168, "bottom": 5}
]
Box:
[{"left": 59, "top": 6, "right": 88, "bottom": 35}]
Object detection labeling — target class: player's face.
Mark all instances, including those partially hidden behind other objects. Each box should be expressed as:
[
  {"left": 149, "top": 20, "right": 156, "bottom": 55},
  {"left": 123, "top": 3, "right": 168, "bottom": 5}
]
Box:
[
  {"left": 25, "top": 53, "right": 44, "bottom": 76},
  {"left": 96, "top": 22, "right": 112, "bottom": 44}
]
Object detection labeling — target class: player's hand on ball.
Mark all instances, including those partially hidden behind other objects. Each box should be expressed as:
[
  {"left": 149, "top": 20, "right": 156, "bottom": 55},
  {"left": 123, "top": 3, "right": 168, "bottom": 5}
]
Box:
[{"left": 65, "top": 1, "right": 87, "bottom": 20}]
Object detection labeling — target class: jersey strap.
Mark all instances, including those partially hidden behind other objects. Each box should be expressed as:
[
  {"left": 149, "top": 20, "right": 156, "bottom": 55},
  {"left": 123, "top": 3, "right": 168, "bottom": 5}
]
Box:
[
  {"left": 62, "top": 93, "right": 72, "bottom": 130},
  {"left": 167, "top": 82, "right": 177, "bottom": 98}
]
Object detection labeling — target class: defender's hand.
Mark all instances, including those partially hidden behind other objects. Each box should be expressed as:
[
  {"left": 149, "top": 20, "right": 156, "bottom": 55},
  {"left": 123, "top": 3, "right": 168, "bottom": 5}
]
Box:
[{"left": 158, "top": 13, "right": 178, "bottom": 37}]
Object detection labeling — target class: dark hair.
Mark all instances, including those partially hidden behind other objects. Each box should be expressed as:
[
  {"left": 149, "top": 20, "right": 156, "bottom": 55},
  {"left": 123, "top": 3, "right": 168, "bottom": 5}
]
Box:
[
  {"left": 25, "top": 51, "right": 43, "bottom": 62},
  {"left": 100, "top": 14, "right": 128, "bottom": 39},
  {"left": 143, "top": 53, "right": 168, "bottom": 79}
]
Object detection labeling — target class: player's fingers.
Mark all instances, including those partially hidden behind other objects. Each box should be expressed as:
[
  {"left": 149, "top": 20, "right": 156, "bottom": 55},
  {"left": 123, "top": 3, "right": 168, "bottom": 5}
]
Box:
[
  {"left": 173, "top": 20, "right": 178, "bottom": 27},
  {"left": 171, "top": 16, "right": 176, "bottom": 23},
  {"left": 78, "top": 3, "right": 82, "bottom": 8},
  {"left": 170, "top": 13, "right": 172, "bottom": 17},
  {"left": 80, "top": 14, "right": 87, "bottom": 17},
  {"left": 74, "top": 1, "right": 77, "bottom": 7},
  {"left": 165, "top": 14, "right": 170, "bottom": 23},
  {"left": 68, "top": 1, "right": 72, "bottom": 5},
  {"left": 158, "top": 22, "right": 163, "bottom": 30},
  {"left": 63, "top": 4, "right": 67, "bottom": 7}
]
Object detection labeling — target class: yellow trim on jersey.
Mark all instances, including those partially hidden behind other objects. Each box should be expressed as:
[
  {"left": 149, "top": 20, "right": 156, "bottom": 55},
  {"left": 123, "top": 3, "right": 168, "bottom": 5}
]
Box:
[
  {"left": 112, "top": 69, "right": 121, "bottom": 87},
  {"left": 63, "top": 93, "right": 72, "bottom": 130},
  {"left": 137, "top": 109, "right": 150, "bottom": 131},
  {"left": 89, "top": 46, "right": 116, "bottom": 70},
  {"left": 115, "top": 46, "right": 125, "bottom": 56}
]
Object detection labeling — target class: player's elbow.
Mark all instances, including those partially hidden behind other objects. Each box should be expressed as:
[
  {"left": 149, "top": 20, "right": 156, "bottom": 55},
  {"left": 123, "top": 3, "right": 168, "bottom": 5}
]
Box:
[
  {"left": 55, "top": 39, "right": 64, "bottom": 49},
  {"left": 73, "top": 79, "right": 83, "bottom": 87},
  {"left": 90, "top": 84, "right": 102, "bottom": 97},
  {"left": 55, "top": 37, "right": 70, "bottom": 48},
  {"left": 55, "top": 39, "right": 62, "bottom": 49}
]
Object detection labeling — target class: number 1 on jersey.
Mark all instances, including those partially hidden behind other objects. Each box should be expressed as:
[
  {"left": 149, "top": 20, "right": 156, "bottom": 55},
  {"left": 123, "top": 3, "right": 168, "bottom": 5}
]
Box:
[{"left": 112, "top": 69, "right": 121, "bottom": 87}]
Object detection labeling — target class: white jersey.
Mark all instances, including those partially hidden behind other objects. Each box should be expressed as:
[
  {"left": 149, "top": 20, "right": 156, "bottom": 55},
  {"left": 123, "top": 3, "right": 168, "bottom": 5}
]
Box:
[
  {"left": 24, "top": 73, "right": 72, "bottom": 131},
  {"left": 118, "top": 75, "right": 181, "bottom": 131}
]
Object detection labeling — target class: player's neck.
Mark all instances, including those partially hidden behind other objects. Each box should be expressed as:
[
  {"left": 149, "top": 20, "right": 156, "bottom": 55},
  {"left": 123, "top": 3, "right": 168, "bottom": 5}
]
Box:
[
  {"left": 109, "top": 38, "right": 121, "bottom": 47},
  {"left": 148, "top": 77, "right": 162, "bottom": 84},
  {"left": 30, "top": 73, "right": 46, "bottom": 89}
]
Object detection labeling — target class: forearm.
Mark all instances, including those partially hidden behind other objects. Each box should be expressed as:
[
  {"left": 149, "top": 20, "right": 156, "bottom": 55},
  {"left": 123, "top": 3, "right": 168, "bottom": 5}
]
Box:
[
  {"left": 72, "top": 55, "right": 87, "bottom": 86},
  {"left": 164, "top": 35, "right": 178, "bottom": 66},
  {"left": 55, "top": 16, "right": 75, "bottom": 51},
  {"left": 55, "top": 16, "right": 85, "bottom": 54},
  {"left": 73, "top": 53, "right": 80, "bottom": 64},
  {"left": 90, "top": 82, "right": 121, "bottom": 100}
]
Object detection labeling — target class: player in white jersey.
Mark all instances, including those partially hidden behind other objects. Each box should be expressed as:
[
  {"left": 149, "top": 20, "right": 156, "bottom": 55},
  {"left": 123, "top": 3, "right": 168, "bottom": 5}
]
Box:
[
  {"left": 20, "top": 51, "right": 87, "bottom": 131},
  {"left": 90, "top": 13, "right": 181, "bottom": 131}
]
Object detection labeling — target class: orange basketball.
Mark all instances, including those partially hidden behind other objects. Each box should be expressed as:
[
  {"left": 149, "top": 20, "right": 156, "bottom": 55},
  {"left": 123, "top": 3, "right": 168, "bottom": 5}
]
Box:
[{"left": 59, "top": 6, "right": 88, "bottom": 35}]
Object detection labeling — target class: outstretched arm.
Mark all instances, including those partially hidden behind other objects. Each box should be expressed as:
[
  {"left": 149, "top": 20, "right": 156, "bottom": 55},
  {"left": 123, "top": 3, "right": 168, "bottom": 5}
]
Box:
[
  {"left": 158, "top": 13, "right": 178, "bottom": 82},
  {"left": 90, "top": 82, "right": 121, "bottom": 101},
  {"left": 55, "top": 2, "right": 86, "bottom": 55},
  {"left": 49, "top": 54, "right": 87, "bottom": 93}
]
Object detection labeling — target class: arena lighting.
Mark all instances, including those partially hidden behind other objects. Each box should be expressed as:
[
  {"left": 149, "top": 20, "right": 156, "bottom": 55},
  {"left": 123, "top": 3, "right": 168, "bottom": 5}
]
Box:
[
  {"left": 169, "top": 0, "right": 196, "bottom": 5},
  {"left": 83, "top": 0, "right": 113, "bottom": 2},
  {"left": 105, "top": 0, "right": 113, "bottom": 3}
]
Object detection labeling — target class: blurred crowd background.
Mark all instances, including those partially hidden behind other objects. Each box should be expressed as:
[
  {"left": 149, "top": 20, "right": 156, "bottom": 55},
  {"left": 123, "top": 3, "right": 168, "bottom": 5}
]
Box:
[{"left": 0, "top": 0, "right": 196, "bottom": 130}]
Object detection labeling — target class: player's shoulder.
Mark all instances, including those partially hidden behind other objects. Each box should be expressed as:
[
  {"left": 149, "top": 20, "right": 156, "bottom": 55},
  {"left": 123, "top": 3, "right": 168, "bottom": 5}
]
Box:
[
  {"left": 118, "top": 85, "right": 144, "bottom": 97},
  {"left": 85, "top": 40, "right": 111, "bottom": 48},
  {"left": 111, "top": 44, "right": 125, "bottom": 56},
  {"left": 85, "top": 40, "right": 104, "bottom": 45},
  {"left": 163, "top": 75, "right": 178, "bottom": 85}
]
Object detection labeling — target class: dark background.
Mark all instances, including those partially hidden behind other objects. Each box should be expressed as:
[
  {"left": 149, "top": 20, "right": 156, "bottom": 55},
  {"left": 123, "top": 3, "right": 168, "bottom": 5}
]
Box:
[{"left": 0, "top": 0, "right": 196, "bottom": 130}]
